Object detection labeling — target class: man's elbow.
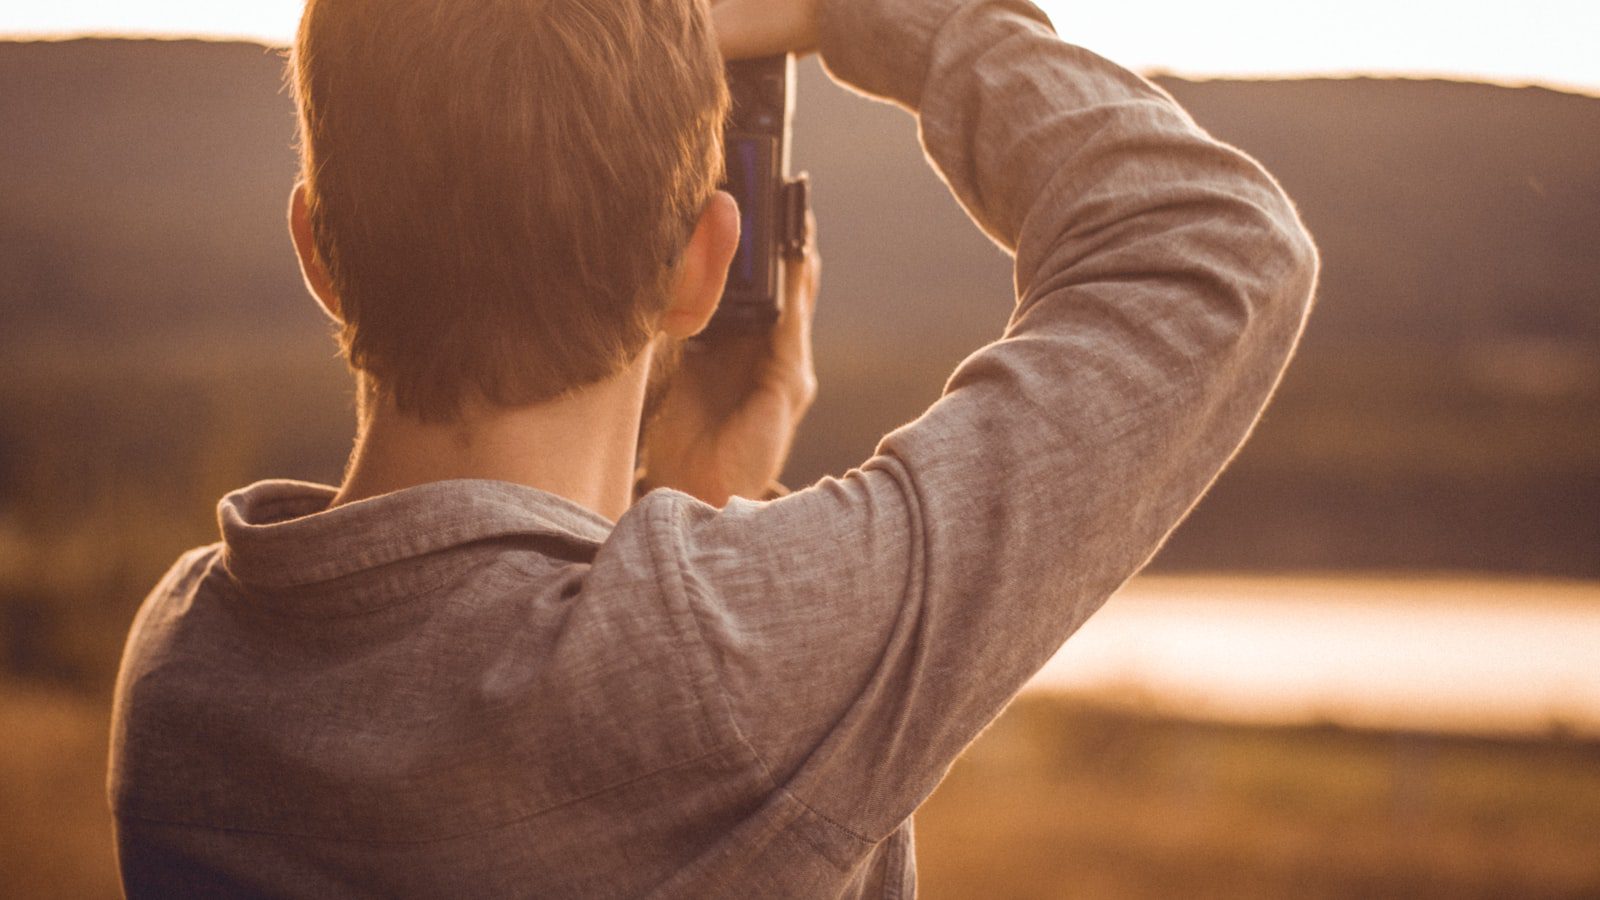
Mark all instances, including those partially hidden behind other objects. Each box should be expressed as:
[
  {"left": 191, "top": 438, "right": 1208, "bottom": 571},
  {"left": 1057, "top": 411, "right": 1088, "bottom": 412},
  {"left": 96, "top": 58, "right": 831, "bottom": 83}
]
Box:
[
  {"left": 1282, "top": 215, "right": 1321, "bottom": 315},
  {"left": 1249, "top": 202, "right": 1321, "bottom": 338}
]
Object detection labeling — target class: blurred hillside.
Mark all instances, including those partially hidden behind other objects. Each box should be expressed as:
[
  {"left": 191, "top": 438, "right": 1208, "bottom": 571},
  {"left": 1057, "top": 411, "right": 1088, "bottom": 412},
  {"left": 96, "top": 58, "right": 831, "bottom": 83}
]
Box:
[
  {"left": 1, "top": 39, "right": 1598, "bottom": 686},
  {"left": 6, "top": 42, "right": 1598, "bottom": 350}
]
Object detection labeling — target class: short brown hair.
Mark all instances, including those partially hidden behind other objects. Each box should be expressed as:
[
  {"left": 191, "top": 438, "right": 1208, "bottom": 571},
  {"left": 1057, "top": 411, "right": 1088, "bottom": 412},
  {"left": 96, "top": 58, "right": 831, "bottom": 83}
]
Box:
[{"left": 291, "top": 0, "right": 728, "bottom": 419}]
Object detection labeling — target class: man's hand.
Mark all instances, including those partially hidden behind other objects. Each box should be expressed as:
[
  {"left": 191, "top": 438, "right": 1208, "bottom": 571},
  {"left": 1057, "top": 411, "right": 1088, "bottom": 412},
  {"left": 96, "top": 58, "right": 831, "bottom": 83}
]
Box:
[
  {"left": 638, "top": 1, "right": 824, "bottom": 507},
  {"left": 639, "top": 215, "right": 820, "bottom": 507},
  {"left": 711, "top": 0, "right": 822, "bottom": 60}
]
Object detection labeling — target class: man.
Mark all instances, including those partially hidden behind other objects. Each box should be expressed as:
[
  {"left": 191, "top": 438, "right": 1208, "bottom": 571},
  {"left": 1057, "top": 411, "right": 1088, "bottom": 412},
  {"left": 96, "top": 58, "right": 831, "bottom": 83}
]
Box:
[{"left": 108, "top": 0, "right": 1317, "bottom": 894}]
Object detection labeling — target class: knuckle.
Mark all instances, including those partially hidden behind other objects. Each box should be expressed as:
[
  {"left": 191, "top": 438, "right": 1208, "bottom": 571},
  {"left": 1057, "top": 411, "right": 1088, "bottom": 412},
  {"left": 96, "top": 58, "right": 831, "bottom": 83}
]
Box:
[{"left": 796, "top": 371, "right": 819, "bottom": 407}]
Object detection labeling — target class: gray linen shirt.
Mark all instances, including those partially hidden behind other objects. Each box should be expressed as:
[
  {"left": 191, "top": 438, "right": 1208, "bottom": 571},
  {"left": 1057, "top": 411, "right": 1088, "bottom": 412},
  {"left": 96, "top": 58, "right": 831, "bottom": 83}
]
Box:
[{"left": 108, "top": 0, "right": 1319, "bottom": 895}]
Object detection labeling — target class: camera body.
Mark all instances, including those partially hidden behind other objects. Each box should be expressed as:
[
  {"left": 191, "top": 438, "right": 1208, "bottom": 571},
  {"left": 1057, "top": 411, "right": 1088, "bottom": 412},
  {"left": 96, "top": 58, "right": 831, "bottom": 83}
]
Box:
[{"left": 703, "top": 54, "right": 809, "bottom": 338}]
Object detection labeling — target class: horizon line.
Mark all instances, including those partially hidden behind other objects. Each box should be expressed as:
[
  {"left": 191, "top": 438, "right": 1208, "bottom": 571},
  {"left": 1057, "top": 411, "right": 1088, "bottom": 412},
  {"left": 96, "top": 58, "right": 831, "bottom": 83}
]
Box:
[{"left": 5, "top": 29, "right": 1599, "bottom": 100}]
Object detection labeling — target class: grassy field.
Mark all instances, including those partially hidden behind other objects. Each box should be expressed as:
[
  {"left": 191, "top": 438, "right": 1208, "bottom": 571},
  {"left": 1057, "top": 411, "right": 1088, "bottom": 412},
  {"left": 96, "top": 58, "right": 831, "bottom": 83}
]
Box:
[
  {"left": 1, "top": 685, "right": 121, "bottom": 899},
  {"left": 7, "top": 686, "right": 1597, "bottom": 899},
  {"left": 915, "top": 697, "right": 1600, "bottom": 898}
]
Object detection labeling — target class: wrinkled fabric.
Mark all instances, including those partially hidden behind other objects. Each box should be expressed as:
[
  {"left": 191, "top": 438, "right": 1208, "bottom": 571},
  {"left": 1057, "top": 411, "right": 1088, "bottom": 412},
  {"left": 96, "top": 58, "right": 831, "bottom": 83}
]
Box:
[{"left": 108, "top": 0, "right": 1318, "bottom": 895}]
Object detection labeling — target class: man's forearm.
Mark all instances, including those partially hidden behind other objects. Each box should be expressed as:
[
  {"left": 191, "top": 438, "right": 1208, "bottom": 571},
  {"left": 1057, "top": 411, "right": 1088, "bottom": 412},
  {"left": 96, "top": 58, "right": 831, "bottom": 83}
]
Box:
[
  {"left": 777, "top": 0, "right": 1315, "bottom": 829},
  {"left": 667, "top": 0, "right": 1318, "bottom": 842}
]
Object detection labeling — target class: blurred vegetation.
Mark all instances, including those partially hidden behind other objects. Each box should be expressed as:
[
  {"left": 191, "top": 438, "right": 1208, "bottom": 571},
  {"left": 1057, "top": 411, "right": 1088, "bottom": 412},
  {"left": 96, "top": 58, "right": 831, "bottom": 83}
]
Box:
[
  {"left": 0, "top": 686, "right": 121, "bottom": 899},
  {"left": 0, "top": 339, "right": 350, "bottom": 688}
]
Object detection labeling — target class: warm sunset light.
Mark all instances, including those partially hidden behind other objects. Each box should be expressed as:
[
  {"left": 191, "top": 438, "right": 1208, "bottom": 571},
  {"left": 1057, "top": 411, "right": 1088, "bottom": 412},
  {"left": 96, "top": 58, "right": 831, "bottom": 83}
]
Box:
[
  {"left": 7, "top": 0, "right": 1600, "bottom": 893},
  {"left": 4, "top": 0, "right": 1599, "bottom": 92},
  {"left": 1031, "top": 576, "right": 1600, "bottom": 738}
]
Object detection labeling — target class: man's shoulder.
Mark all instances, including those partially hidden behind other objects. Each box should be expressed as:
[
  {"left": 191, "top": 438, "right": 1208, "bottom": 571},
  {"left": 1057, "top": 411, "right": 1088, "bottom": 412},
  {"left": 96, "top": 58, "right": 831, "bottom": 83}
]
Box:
[
  {"left": 108, "top": 507, "right": 751, "bottom": 840},
  {"left": 123, "top": 542, "right": 225, "bottom": 637},
  {"left": 157, "top": 542, "right": 225, "bottom": 596},
  {"left": 109, "top": 541, "right": 225, "bottom": 810}
]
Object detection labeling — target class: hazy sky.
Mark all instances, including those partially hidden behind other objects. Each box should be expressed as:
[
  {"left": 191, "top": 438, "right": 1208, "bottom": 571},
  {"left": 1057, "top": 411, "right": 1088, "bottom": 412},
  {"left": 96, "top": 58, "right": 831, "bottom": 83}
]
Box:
[{"left": 4, "top": 0, "right": 1598, "bottom": 93}]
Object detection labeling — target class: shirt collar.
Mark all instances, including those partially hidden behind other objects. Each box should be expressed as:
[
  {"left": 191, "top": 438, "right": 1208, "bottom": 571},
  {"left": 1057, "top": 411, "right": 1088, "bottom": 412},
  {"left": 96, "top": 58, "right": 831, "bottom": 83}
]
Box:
[{"left": 217, "top": 479, "right": 613, "bottom": 609}]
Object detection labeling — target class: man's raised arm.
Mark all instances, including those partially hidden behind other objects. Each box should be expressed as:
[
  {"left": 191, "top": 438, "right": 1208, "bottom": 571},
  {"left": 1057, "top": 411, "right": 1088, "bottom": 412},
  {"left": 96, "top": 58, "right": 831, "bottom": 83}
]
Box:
[{"left": 641, "top": 0, "right": 1318, "bottom": 842}]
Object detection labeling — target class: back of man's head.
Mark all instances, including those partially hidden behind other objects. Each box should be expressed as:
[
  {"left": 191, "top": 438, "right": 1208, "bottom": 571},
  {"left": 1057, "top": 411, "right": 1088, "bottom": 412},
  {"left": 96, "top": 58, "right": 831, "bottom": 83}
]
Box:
[{"left": 291, "top": 0, "right": 728, "bottom": 420}]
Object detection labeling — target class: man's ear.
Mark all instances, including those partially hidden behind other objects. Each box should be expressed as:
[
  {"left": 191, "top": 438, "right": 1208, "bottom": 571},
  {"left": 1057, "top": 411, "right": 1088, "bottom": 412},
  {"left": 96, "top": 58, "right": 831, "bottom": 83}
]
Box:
[
  {"left": 659, "top": 190, "right": 740, "bottom": 339},
  {"left": 289, "top": 182, "right": 341, "bottom": 323}
]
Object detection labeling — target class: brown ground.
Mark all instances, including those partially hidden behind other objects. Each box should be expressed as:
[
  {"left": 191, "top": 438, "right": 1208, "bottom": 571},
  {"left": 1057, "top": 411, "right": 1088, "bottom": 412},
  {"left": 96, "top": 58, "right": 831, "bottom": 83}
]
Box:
[
  {"left": 914, "top": 697, "right": 1600, "bottom": 899},
  {"left": 1, "top": 685, "right": 121, "bottom": 899},
  {"left": 6, "top": 686, "right": 1598, "bottom": 899}
]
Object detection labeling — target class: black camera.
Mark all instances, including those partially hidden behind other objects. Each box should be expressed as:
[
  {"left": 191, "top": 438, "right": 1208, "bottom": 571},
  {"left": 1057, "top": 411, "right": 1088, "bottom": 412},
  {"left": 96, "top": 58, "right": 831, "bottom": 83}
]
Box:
[{"left": 703, "top": 54, "right": 810, "bottom": 338}]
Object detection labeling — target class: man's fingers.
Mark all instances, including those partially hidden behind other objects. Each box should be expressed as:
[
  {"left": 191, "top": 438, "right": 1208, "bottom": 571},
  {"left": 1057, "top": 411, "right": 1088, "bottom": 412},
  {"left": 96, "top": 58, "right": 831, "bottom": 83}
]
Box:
[
  {"left": 792, "top": 210, "right": 819, "bottom": 317},
  {"left": 779, "top": 211, "right": 819, "bottom": 329},
  {"left": 768, "top": 211, "right": 819, "bottom": 409}
]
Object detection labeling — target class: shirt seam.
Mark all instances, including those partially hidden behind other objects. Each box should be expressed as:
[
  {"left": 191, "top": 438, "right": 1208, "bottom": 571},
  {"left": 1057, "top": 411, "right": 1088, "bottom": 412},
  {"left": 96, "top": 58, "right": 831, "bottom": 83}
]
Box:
[
  {"left": 780, "top": 453, "right": 931, "bottom": 846},
  {"left": 643, "top": 496, "right": 739, "bottom": 758},
  {"left": 221, "top": 566, "right": 461, "bottom": 620},
  {"left": 650, "top": 493, "right": 883, "bottom": 853},
  {"left": 635, "top": 498, "right": 809, "bottom": 900}
]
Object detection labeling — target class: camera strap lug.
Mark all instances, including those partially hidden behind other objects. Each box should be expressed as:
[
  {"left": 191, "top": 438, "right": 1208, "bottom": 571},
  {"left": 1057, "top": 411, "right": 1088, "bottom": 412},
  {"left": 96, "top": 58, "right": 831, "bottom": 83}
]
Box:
[{"left": 781, "top": 174, "right": 811, "bottom": 261}]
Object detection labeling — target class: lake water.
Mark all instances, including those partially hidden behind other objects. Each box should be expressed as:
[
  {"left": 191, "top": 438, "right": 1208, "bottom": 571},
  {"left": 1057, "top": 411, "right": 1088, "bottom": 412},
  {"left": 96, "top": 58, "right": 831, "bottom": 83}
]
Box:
[{"left": 1026, "top": 575, "right": 1600, "bottom": 737}]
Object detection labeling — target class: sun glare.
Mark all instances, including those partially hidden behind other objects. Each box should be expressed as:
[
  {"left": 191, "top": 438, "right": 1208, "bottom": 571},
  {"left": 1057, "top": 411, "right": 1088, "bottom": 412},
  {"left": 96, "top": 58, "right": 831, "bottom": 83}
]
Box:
[
  {"left": 1033, "top": 576, "right": 1600, "bottom": 737},
  {"left": 0, "top": 1, "right": 304, "bottom": 47},
  {"left": 3, "top": 0, "right": 1598, "bottom": 93}
]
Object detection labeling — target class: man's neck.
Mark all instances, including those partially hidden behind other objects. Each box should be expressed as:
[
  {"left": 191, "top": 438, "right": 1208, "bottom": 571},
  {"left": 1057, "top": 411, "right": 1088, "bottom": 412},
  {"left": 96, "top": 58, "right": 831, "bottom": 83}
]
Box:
[{"left": 332, "top": 356, "right": 653, "bottom": 523}]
